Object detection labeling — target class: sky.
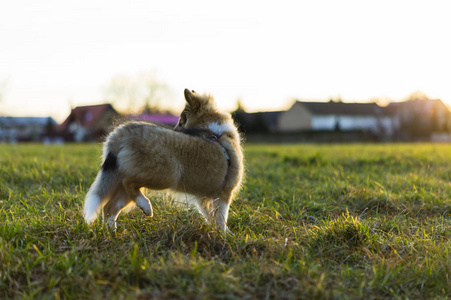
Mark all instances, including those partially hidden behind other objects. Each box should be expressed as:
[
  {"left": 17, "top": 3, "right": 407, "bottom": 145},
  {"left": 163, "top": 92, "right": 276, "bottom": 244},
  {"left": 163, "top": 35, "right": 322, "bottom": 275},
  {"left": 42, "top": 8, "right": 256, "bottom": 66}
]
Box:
[{"left": 1, "top": 0, "right": 450, "bottom": 122}]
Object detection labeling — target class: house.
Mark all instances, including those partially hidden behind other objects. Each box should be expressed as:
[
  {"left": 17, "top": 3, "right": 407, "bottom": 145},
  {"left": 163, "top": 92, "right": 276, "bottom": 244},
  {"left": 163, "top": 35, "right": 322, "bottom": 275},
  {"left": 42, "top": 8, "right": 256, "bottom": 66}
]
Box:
[
  {"left": 387, "top": 99, "right": 450, "bottom": 138},
  {"left": 236, "top": 97, "right": 451, "bottom": 141},
  {"left": 0, "top": 116, "right": 57, "bottom": 143},
  {"left": 278, "top": 101, "right": 396, "bottom": 136},
  {"left": 232, "top": 110, "right": 283, "bottom": 133},
  {"left": 57, "top": 104, "right": 120, "bottom": 142}
]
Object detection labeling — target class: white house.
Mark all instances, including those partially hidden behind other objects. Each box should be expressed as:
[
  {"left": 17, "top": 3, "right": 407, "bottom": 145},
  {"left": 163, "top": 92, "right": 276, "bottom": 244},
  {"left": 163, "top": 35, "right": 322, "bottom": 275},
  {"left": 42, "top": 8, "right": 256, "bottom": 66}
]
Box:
[
  {"left": 0, "top": 117, "right": 57, "bottom": 142},
  {"left": 278, "top": 101, "right": 397, "bottom": 137}
]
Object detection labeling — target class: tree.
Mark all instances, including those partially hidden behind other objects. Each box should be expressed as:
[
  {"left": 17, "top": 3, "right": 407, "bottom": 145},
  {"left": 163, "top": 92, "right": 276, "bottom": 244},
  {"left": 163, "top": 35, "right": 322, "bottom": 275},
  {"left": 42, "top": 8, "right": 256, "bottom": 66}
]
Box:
[
  {"left": 369, "top": 96, "right": 391, "bottom": 107},
  {"left": 406, "top": 90, "right": 429, "bottom": 101},
  {"left": 234, "top": 98, "right": 245, "bottom": 112},
  {"left": 104, "top": 71, "right": 172, "bottom": 114},
  {"left": 231, "top": 106, "right": 270, "bottom": 134},
  {"left": 139, "top": 72, "right": 171, "bottom": 114},
  {"left": 231, "top": 99, "right": 248, "bottom": 133}
]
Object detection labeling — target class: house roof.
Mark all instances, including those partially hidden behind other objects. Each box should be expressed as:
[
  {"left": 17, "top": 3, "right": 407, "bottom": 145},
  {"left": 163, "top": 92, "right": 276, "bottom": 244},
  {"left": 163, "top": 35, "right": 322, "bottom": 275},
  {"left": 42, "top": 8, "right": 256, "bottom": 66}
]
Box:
[
  {"left": 59, "top": 104, "right": 117, "bottom": 131},
  {"left": 296, "top": 101, "right": 383, "bottom": 116},
  {"left": 387, "top": 99, "right": 448, "bottom": 113}
]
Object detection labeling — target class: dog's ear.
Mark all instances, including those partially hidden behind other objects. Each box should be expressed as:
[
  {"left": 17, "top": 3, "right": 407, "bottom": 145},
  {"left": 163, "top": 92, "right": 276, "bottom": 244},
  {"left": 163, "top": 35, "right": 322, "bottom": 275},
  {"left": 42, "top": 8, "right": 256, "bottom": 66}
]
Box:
[{"left": 184, "top": 88, "right": 201, "bottom": 111}]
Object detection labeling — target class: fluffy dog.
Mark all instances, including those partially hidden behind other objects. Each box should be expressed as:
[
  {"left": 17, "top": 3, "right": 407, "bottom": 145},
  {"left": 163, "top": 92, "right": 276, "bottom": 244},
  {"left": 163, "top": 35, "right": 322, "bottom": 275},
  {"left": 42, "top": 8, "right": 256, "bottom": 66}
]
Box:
[{"left": 83, "top": 89, "right": 244, "bottom": 233}]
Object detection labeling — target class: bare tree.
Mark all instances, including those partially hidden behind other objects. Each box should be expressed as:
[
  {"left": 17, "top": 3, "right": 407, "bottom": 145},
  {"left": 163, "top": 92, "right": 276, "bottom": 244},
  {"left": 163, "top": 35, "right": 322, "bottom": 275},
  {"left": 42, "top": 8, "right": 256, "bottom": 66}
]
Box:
[
  {"left": 406, "top": 90, "right": 430, "bottom": 101},
  {"left": 104, "top": 74, "right": 138, "bottom": 112},
  {"left": 369, "top": 96, "right": 391, "bottom": 107},
  {"left": 138, "top": 72, "right": 170, "bottom": 113},
  {"left": 104, "top": 72, "right": 172, "bottom": 114}
]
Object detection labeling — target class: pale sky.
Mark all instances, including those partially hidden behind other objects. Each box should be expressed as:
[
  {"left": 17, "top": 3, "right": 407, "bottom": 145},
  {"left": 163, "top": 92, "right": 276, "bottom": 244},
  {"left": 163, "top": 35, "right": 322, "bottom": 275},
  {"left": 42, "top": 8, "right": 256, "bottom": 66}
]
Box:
[{"left": 1, "top": 0, "right": 450, "bottom": 122}]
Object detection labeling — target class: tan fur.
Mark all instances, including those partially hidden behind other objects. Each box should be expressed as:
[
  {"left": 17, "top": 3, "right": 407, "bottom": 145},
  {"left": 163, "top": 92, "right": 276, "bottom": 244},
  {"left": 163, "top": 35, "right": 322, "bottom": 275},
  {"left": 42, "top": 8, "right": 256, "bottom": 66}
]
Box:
[{"left": 83, "top": 89, "right": 243, "bottom": 233}]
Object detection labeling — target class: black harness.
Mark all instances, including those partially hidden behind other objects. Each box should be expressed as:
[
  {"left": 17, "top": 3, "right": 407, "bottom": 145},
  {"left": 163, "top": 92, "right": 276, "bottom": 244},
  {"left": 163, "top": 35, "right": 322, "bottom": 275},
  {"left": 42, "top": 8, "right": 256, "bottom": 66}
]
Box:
[
  {"left": 209, "top": 134, "right": 231, "bottom": 166},
  {"left": 182, "top": 128, "right": 230, "bottom": 166}
]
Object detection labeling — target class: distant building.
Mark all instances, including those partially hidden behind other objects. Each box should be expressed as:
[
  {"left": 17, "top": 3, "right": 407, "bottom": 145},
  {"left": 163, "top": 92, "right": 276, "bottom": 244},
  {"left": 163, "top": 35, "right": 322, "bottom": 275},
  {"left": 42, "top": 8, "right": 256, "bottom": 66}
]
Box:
[
  {"left": 233, "top": 110, "right": 283, "bottom": 133},
  {"left": 234, "top": 98, "right": 451, "bottom": 141},
  {"left": 278, "top": 101, "right": 396, "bottom": 136},
  {"left": 387, "top": 99, "right": 451, "bottom": 138},
  {"left": 57, "top": 104, "right": 120, "bottom": 142},
  {"left": 0, "top": 116, "right": 57, "bottom": 143}
]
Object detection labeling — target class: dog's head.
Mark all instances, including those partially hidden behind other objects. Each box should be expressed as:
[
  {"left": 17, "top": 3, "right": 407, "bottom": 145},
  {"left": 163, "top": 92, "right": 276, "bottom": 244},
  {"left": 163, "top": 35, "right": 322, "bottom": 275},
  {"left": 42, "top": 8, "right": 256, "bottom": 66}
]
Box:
[{"left": 175, "top": 89, "right": 236, "bottom": 136}]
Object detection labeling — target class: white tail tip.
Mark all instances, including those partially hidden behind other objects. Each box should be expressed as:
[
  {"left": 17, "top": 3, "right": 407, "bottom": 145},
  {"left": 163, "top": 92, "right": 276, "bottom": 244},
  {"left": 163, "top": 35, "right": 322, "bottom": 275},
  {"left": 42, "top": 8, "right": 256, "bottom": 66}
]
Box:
[{"left": 83, "top": 193, "right": 101, "bottom": 223}]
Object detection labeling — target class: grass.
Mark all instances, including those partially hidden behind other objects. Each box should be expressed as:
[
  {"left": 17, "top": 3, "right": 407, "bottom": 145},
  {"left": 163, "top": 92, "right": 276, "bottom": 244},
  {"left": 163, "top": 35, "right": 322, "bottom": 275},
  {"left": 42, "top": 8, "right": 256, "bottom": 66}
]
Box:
[{"left": 1, "top": 143, "right": 451, "bottom": 299}]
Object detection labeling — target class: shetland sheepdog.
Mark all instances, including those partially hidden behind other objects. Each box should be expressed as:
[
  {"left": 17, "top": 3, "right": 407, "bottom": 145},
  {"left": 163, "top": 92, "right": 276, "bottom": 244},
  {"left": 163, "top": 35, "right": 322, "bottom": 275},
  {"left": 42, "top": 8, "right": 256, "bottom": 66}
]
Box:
[{"left": 83, "top": 89, "right": 243, "bottom": 233}]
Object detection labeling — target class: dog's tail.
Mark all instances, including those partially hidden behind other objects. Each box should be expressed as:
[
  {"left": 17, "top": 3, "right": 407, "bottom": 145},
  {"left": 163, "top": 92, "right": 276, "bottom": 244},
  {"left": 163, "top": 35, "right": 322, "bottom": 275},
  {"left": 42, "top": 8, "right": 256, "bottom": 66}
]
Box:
[{"left": 83, "top": 152, "right": 119, "bottom": 223}]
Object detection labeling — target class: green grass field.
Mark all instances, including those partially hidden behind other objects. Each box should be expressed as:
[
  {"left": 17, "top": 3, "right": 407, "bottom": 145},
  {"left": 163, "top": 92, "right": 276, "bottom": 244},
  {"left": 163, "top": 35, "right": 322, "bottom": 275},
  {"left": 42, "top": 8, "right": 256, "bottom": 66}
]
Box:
[{"left": 1, "top": 143, "right": 450, "bottom": 299}]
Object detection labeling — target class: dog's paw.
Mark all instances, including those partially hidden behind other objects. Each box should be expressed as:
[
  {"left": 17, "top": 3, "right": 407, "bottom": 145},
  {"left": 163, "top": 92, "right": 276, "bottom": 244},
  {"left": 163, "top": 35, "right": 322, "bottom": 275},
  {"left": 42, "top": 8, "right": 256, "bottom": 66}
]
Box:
[
  {"left": 107, "top": 217, "right": 117, "bottom": 230},
  {"left": 139, "top": 205, "right": 153, "bottom": 217}
]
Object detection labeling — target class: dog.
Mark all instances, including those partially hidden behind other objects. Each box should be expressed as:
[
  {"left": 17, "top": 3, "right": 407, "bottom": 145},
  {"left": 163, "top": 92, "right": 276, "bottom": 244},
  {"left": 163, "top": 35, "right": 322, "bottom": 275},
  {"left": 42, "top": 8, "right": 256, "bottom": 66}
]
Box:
[{"left": 83, "top": 89, "right": 244, "bottom": 233}]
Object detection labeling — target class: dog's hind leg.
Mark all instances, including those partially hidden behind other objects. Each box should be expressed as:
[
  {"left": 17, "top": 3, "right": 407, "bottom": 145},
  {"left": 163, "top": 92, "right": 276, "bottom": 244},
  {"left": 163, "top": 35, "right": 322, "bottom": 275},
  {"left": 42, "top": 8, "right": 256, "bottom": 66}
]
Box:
[
  {"left": 135, "top": 190, "right": 153, "bottom": 217},
  {"left": 102, "top": 188, "right": 131, "bottom": 229},
  {"left": 123, "top": 179, "right": 153, "bottom": 217},
  {"left": 84, "top": 152, "right": 119, "bottom": 224}
]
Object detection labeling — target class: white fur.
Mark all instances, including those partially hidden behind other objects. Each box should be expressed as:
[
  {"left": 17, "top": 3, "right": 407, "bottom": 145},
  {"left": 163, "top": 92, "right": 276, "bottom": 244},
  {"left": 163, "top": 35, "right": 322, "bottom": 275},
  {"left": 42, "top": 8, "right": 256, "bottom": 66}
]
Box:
[
  {"left": 107, "top": 216, "right": 117, "bottom": 229},
  {"left": 215, "top": 201, "right": 229, "bottom": 226},
  {"left": 206, "top": 121, "right": 235, "bottom": 135},
  {"left": 173, "top": 193, "right": 231, "bottom": 231},
  {"left": 135, "top": 194, "right": 153, "bottom": 216},
  {"left": 173, "top": 192, "right": 200, "bottom": 207},
  {"left": 83, "top": 190, "right": 101, "bottom": 224}
]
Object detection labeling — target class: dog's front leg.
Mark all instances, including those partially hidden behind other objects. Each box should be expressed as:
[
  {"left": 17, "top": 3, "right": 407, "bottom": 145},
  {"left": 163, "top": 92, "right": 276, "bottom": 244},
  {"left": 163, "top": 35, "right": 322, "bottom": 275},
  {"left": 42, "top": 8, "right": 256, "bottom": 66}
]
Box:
[
  {"left": 213, "top": 193, "right": 233, "bottom": 234},
  {"left": 195, "top": 198, "right": 214, "bottom": 225},
  {"left": 195, "top": 194, "right": 233, "bottom": 234}
]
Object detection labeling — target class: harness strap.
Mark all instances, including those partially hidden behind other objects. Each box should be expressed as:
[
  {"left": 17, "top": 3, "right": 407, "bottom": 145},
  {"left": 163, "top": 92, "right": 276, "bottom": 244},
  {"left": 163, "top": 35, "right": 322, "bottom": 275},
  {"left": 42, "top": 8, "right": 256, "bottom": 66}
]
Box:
[{"left": 209, "top": 134, "right": 230, "bottom": 165}]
